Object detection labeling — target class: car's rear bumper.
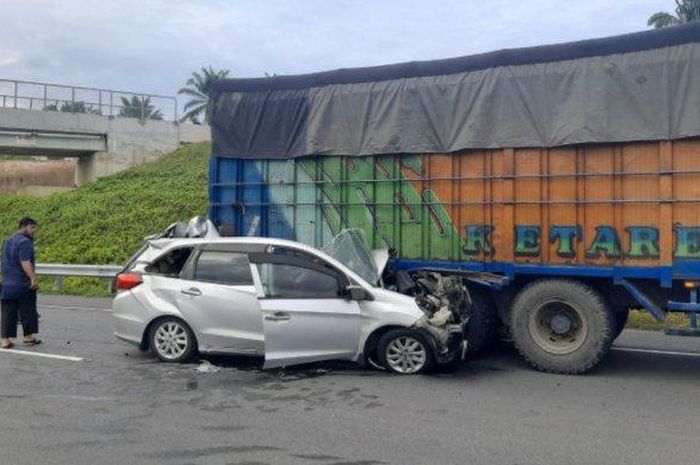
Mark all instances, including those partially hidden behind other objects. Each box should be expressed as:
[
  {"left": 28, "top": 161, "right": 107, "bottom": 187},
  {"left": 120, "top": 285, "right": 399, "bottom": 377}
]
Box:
[
  {"left": 113, "top": 291, "right": 150, "bottom": 348},
  {"left": 114, "top": 332, "right": 141, "bottom": 347}
]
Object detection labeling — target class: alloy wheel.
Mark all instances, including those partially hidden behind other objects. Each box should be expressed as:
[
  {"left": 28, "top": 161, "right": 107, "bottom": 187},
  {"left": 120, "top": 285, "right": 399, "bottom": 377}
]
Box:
[
  {"left": 385, "top": 336, "right": 427, "bottom": 374},
  {"left": 153, "top": 321, "right": 189, "bottom": 360}
]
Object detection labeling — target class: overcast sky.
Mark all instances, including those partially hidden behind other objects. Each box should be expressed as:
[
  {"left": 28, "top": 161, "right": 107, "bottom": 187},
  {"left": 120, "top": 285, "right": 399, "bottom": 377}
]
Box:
[{"left": 0, "top": 0, "right": 676, "bottom": 97}]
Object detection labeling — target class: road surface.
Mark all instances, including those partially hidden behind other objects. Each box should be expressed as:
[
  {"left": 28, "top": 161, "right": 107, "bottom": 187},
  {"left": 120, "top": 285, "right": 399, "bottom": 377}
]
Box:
[{"left": 0, "top": 295, "right": 699, "bottom": 465}]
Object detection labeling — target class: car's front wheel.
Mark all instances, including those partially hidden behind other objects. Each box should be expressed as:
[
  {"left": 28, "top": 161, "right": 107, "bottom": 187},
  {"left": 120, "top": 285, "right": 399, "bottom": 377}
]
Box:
[
  {"left": 377, "top": 329, "right": 434, "bottom": 375},
  {"left": 149, "top": 317, "right": 197, "bottom": 363}
]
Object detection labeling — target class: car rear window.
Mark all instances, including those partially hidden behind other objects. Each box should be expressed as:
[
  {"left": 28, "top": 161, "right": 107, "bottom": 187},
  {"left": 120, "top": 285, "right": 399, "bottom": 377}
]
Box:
[
  {"left": 145, "top": 247, "right": 193, "bottom": 276},
  {"left": 193, "top": 251, "right": 253, "bottom": 285}
]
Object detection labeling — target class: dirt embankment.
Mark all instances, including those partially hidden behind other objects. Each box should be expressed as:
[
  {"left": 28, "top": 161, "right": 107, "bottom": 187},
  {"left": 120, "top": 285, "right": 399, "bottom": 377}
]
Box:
[{"left": 0, "top": 159, "right": 75, "bottom": 195}]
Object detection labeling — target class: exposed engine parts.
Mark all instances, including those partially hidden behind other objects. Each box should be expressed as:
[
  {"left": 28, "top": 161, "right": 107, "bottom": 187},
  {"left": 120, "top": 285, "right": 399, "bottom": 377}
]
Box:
[
  {"left": 387, "top": 270, "right": 471, "bottom": 326},
  {"left": 415, "top": 272, "right": 471, "bottom": 323},
  {"left": 382, "top": 269, "right": 471, "bottom": 362}
]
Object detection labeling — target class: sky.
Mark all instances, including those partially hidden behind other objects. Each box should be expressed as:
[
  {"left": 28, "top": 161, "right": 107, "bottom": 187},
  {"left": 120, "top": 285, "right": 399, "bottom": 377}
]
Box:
[{"left": 0, "top": 0, "right": 677, "bottom": 100}]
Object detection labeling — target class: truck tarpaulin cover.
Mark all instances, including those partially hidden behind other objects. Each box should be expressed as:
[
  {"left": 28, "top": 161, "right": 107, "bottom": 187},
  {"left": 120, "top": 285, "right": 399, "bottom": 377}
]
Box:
[{"left": 210, "top": 23, "right": 700, "bottom": 159}]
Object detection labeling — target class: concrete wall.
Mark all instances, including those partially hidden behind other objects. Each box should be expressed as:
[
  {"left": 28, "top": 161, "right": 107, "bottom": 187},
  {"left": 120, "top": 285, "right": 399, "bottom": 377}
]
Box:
[
  {"left": 0, "top": 107, "right": 211, "bottom": 186},
  {"left": 78, "top": 115, "right": 210, "bottom": 184},
  {"left": 0, "top": 159, "right": 76, "bottom": 195}
]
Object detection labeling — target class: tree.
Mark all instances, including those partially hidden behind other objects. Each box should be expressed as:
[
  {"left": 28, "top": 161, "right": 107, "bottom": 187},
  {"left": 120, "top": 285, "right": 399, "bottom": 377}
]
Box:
[
  {"left": 118, "top": 96, "right": 163, "bottom": 120},
  {"left": 43, "top": 101, "right": 100, "bottom": 114},
  {"left": 648, "top": 0, "right": 700, "bottom": 28},
  {"left": 178, "top": 66, "right": 230, "bottom": 124}
]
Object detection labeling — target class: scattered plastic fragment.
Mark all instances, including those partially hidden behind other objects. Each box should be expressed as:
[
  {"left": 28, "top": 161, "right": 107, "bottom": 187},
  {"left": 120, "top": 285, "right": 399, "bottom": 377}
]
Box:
[{"left": 194, "top": 360, "right": 220, "bottom": 374}]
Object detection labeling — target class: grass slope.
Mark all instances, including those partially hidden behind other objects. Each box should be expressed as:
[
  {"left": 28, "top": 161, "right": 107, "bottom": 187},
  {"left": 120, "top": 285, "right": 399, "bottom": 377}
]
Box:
[{"left": 0, "top": 143, "right": 210, "bottom": 295}]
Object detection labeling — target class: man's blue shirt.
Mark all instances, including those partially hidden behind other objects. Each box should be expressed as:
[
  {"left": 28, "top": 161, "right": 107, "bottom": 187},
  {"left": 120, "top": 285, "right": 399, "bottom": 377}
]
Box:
[{"left": 1, "top": 232, "right": 35, "bottom": 300}]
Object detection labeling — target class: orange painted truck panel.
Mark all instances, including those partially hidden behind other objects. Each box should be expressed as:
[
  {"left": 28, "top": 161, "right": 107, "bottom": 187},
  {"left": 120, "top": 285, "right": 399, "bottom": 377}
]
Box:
[{"left": 388, "top": 139, "right": 697, "bottom": 268}]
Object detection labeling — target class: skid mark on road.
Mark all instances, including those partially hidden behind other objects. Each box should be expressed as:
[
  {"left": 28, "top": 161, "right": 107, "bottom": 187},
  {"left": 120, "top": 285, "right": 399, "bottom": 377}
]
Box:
[
  {"left": 291, "top": 454, "right": 343, "bottom": 461},
  {"left": 0, "top": 348, "right": 84, "bottom": 362},
  {"left": 141, "top": 445, "right": 282, "bottom": 460}
]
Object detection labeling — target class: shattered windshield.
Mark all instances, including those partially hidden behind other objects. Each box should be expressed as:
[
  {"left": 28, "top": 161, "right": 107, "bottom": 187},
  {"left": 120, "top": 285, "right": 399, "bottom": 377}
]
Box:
[{"left": 323, "top": 229, "right": 378, "bottom": 285}]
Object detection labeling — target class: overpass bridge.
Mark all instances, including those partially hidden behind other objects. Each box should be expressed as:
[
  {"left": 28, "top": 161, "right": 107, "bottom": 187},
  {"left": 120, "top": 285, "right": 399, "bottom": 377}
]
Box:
[{"left": 0, "top": 79, "right": 210, "bottom": 188}]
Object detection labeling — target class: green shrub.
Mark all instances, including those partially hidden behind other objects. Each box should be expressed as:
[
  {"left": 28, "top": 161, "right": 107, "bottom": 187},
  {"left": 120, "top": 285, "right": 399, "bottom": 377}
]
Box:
[{"left": 0, "top": 143, "right": 210, "bottom": 296}]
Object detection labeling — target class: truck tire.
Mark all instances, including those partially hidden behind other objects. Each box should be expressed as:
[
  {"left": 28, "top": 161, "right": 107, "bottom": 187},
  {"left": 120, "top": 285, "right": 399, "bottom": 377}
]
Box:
[
  {"left": 510, "top": 279, "right": 613, "bottom": 374},
  {"left": 464, "top": 286, "right": 498, "bottom": 358}
]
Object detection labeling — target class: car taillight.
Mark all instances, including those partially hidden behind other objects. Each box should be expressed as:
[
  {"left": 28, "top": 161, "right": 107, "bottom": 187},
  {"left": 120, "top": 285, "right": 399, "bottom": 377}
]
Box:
[{"left": 115, "top": 273, "right": 143, "bottom": 291}]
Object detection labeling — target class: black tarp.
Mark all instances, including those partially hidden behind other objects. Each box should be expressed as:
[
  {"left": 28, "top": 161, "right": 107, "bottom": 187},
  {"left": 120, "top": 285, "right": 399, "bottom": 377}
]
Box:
[{"left": 210, "top": 22, "right": 700, "bottom": 159}]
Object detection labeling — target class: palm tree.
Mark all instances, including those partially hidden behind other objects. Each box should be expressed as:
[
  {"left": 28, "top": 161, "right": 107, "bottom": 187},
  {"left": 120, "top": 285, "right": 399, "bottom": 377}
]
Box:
[
  {"left": 44, "top": 101, "right": 99, "bottom": 114},
  {"left": 178, "top": 66, "right": 230, "bottom": 124},
  {"left": 118, "top": 96, "right": 163, "bottom": 120},
  {"left": 648, "top": 0, "right": 700, "bottom": 28}
]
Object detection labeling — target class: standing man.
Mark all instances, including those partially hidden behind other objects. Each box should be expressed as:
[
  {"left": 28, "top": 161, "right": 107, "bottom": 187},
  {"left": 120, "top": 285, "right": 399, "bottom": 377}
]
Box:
[{"left": 1, "top": 217, "right": 41, "bottom": 349}]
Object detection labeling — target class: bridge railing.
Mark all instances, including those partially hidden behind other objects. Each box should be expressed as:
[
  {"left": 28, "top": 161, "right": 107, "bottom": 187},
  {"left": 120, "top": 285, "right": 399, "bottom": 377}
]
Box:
[{"left": 0, "top": 79, "right": 179, "bottom": 122}]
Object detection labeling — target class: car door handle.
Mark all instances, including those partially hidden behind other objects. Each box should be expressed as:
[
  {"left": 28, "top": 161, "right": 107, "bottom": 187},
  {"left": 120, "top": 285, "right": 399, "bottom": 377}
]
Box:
[
  {"left": 265, "top": 312, "right": 291, "bottom": 322},
  {"left": 180, "top": 287, "right": 202, "bottom": 297}
]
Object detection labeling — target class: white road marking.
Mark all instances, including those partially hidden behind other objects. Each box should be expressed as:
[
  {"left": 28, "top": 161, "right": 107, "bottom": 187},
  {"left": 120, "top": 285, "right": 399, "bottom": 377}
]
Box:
[
  {"left": 613, "top": 347, "right": 700, "bottom": 358},
  {"left": 0, "top": 348, "right": 84, "bottom": 362},
  {"left": 39, "top": 304, "right": 112, "bottom": 313},
  {"left": 42, "top": 394, "right": 113, "bottom": 402}
]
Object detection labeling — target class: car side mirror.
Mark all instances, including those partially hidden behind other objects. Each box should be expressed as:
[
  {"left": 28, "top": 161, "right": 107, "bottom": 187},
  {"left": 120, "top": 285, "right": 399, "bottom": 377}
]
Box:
[{"left": 345, "top": 285, "right": 374, "bottom": 301}]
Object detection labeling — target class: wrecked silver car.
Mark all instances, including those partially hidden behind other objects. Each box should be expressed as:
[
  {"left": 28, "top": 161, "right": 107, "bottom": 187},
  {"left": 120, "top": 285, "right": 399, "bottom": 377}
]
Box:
[{"left": 113, "top": 221, "right": 468, "bottom": 374}]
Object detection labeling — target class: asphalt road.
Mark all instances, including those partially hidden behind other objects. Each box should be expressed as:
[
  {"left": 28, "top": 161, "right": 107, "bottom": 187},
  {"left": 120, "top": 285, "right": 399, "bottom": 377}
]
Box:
[{"left": 0, "top": 295, "right": 699, "bottom": 465}]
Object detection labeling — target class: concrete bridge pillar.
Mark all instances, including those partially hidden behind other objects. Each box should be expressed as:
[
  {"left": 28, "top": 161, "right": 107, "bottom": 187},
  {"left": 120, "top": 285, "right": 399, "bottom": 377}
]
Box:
[
  {"left": 74, "top": 147, "right": 170, "bottom": 187},
  {"left": 75, "top": 153, "right": 99, "bottom": 187}
]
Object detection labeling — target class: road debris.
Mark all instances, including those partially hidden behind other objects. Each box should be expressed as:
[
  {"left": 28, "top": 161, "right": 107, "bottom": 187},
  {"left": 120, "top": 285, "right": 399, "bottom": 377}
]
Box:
[{"left": 194, "top": 360, "right": 220, "bottom": 374}]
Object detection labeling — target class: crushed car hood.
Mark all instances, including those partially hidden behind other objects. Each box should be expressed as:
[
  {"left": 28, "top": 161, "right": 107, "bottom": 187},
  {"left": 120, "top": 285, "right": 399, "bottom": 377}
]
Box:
[{"left": 323, "top": 229, "right": 388, "bottom": 285}]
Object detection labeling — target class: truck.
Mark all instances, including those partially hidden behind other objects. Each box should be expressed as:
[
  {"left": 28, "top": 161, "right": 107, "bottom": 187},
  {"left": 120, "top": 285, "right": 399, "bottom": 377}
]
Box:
[{"left": 206, "top": 23, "right": 700, "bottom": 374}]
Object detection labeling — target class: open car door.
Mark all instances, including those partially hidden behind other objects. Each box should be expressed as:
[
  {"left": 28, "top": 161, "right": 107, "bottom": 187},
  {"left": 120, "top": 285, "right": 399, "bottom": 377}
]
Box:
[{"left": 250, "top": 253, "right": 361, "bottom": 369}]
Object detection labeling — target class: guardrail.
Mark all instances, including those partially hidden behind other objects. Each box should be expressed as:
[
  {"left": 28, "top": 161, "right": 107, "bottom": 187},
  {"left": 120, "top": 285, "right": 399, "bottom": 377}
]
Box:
[
  {"left": 36, "top": 264, "right": 122, "bottom": 292},
  {"left": 0, "top": 78, "right": 179, "bottom": 122},
  {"left": 35, "top": 264, "right": 122, "bottom": 278},
  {"left": 0, "top": 264, "right": 123, "bottom": 292}
]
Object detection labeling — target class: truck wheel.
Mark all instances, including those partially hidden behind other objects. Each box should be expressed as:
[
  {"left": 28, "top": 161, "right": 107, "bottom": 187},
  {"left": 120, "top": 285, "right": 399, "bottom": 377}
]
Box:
[
  {"left": 510, "top": 279, "right": 613, "bottom": 374},
  {"left": 464, "top": 286, "right": 498, "bottom": 358}
]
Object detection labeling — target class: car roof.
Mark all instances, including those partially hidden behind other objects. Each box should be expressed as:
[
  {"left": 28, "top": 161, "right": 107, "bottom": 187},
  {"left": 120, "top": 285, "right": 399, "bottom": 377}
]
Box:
[
  {"left": 153, "top": 236, "right": 318, "bottom": 249},
  {"left": 144, "top": 236, "right": 372, "bottom": 286}
]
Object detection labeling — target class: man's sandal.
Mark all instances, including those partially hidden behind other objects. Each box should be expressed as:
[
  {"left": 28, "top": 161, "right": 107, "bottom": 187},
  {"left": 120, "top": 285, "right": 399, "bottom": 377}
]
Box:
[
  {"left": 23, "top": 339, "right": 41, "bottom": 346},
  {"left": 1, "top": 342, "right": 14, "bottom": 349}
]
